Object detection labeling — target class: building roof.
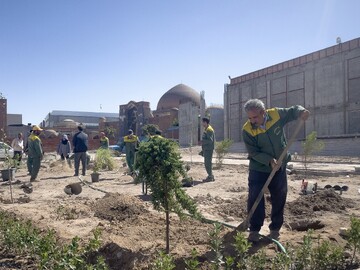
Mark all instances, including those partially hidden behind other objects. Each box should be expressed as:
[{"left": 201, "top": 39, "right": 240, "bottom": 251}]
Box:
[
  {"left": 157, "top": 84, "right": 200, "bottom": 111},
  {"left": 50, "top": 110, "right": 118, "bottom": 118}
]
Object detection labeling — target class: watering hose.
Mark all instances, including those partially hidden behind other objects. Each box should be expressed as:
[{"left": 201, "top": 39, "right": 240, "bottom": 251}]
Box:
[{"left": 77, "top": 177, "right": 288, "bottom": 254}]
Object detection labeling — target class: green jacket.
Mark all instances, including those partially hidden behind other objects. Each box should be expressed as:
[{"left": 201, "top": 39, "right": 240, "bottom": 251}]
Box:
[
  {"left": 120, "top": 135, "right": 139, "bottom": 155},
  {"left": 242, "top": 106, "right": 306, "bottom": 173},
  {"left": 100, "top": 136, "right": 109, "bottom": 149},
  {"left": 28, "top": 133, "right": 43, "bottom": 159},
  {"left": 202, "top": 125, "right": 215, "bottom": 151}
]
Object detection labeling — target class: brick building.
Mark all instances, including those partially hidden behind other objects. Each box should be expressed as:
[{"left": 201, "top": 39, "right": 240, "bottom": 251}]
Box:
[{"left": 224, "top": 37, "right": 360, "bottom": 156}]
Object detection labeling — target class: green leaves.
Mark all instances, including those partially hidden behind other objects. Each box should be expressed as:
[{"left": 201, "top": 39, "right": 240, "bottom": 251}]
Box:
[
  {"left": 0, "top": 211, "right": 108, "bottom": 269},
  {"left": 135, "top": 137, "right": 201, "bottom": 253}
]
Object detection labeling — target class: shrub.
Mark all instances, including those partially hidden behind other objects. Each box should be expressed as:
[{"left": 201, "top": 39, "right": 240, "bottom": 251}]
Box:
[
  {"left": 0, "top": 210, "right": 108, "bottom": 269},
  {"left": 214, "top": 139, "right": 233, "bottom": 168},
  {"left": 94, "top": 148, "right": 115, "bottom": 171}
]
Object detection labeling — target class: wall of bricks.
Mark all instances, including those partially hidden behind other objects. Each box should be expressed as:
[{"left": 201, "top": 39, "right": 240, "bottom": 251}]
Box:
[
  {"left": 39, "top": 134, "right": 117, "bottom": 153},
  {"left": 230, "top": 38, "right": 360, "bottom": 85}
]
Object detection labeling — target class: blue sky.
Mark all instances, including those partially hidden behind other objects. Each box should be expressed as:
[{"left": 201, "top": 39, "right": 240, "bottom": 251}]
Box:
[{"left": 1, "top": 0, "right": 359, "bottom": 125}]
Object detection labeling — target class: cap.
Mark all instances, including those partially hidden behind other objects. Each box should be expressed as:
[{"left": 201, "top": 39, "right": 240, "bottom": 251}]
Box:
[{"left": 32, "top": 125, "right": 43, "bottom": 131}]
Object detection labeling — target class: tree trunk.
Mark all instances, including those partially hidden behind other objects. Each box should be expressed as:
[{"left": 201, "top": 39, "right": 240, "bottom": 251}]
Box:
[
  {"left": 165, "top": 179, "right": 170, "bottom": 254},
  {"left": 165, "top": 209, "right": 170, "bottom": 254}
]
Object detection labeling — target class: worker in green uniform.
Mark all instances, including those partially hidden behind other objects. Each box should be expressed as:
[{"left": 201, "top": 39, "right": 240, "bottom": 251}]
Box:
[
  {"left": 119, "top": 129, "right": 140, "bottom": 174},
  {"left": 27, "top": 125, "right": 44, "bottom": 182},
  {"left": 201, "top": 117, "right": 215, "bottom": 182},
  {"left": 99, "top": 132, "right": 109, "bottom": 149}
]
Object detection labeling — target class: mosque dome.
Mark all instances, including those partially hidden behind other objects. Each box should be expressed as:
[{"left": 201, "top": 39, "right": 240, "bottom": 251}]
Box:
[{"left": 157, "top": 84, "right": 200, "bottom": 111}]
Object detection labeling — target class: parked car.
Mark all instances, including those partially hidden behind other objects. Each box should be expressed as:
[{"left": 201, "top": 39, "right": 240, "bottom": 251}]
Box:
[
  {"left": 0, "top": 142, "right": 14, "bottom": 160},
  {"left": 109, "top": 144, "right": 125, "bottom": 156}
]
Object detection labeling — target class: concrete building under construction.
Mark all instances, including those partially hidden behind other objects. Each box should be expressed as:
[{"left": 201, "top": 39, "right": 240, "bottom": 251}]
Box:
[{"left": 224, "top": 37, "right": 360, "bottom": 156}]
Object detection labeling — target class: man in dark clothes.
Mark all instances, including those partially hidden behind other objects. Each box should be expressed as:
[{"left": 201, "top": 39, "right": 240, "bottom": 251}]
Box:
[
  {"left": 242, "top": 99, "right": 309, "bottom": 242},
  {"left": 201, "top": 117, "right": 215, "bottom": 182},
  {"left": 72, "top": 125, "right": 89, "bottom": 176}
]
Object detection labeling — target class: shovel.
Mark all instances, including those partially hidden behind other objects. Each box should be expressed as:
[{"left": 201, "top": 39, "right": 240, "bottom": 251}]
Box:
[{"left": 237, "top": 119, "right": 304, "bottom": 232}]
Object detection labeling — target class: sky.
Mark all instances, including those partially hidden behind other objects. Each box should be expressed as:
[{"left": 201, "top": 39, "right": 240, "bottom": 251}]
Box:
[{"left": 1, "top": 0, "right": 359, "bottom": 125}]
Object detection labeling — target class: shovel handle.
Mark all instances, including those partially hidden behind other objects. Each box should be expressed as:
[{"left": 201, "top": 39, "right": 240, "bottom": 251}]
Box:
[{"left": 245, "top": 119, "right": 304, "bottom": 227}]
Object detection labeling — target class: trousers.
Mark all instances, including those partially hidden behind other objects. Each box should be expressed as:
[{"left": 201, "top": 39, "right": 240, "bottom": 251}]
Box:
[
  {"left": 247, "top": 167, "right": 287, "bottom": 232},
  {"left": 74, "top": 152, "right": 87, "bottom": 176},
  {"left": 203, "top": 149, "right": 213, "bottom": 177},
  {"left": 27, "top": 156, "right": 41, "bottom": 181}
]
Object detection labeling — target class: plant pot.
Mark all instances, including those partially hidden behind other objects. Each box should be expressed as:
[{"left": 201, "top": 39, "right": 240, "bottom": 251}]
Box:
[
  {"left": 1, "top": 168, "right": 16, "bottom": 181},
  {"left": 91, "top": 172, "right": 100, "bottom": 182},
  {"left": 64, "top": 182, "right": 82, "bottom": 195}
]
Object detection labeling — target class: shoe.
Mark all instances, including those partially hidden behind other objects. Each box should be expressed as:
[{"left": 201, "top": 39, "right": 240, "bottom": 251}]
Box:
[
  {"left": 203, "top": 176, "right": 215, "bottom": 182},
  {"left": 73, "top": 174, "right": 79, "bottom": 176},
  {"left": 269, "top": 230, "right": 280, "bottom": 240},
  {"left": 248, "top": 231, "right": 260, "bottom": 242}
]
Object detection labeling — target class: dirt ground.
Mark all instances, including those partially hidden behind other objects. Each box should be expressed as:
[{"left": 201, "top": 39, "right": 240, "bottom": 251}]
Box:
[{"left": 0, "top": 147, "right": 360, "bottom": 269}]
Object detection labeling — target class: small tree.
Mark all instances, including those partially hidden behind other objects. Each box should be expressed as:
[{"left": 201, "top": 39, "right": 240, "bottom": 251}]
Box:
[
  {"left": 302, "top": 131, "right": 325, "bottom": 177},
  {"left": 214, "top": 139, "right": 233, "bottom": 168},
  {"left": 135, "top": 137, "right": 201, "bottom": 254},
  {"left": 142, "top": 124, "right": 160, "bottom": 136}
]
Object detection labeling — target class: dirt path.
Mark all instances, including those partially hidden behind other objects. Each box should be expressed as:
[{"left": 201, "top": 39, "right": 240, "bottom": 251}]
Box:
[{"left": 0, "top": 150, "right": 360, "bottom": 269}]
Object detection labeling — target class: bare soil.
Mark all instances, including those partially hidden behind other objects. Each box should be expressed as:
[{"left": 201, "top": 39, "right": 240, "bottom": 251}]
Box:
[{"left": 0, "top": 149, "right": 360, "bottom": 269}]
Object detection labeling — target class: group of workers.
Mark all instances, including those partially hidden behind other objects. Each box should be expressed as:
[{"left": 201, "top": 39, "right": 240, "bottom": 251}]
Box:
[{"left": 8, "top": 98, "right": 309, "bottom": 242}]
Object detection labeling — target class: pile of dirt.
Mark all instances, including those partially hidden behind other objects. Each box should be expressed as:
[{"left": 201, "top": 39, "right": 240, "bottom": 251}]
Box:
[
  {"left": 93, "top": 193, "right": 149, "bottom": 221},
  {"left": 287, "top": 189, "right": 354, "bottom": 216}
]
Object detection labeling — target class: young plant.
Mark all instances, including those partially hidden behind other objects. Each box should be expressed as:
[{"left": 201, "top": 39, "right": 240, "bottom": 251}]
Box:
[
  {"left": 135, "top": 137, "right": 201, "bottom": 254},
  {"left": 152, "top": 251, "right": 175, "bottom": 270},
  {"left": 208, "top": 223, "right": 224, "bottom": 270},
  {"left": 348, "top": 216, "right": 360, "bottom": 266},
  {"left": 184, "top": 248, "right": 200, "bottom": 270},
  {"left": 214, "top": 139, "right": 233, "bottom": 168},
  {"left": 233, "top": 231, "right": 252, "bottom": 269},
  {"left": 94, "top": 148, "right": 115, "bottom": 171},
  {"left": 302, "top": 131, "right": 324, "bottom": 177}
]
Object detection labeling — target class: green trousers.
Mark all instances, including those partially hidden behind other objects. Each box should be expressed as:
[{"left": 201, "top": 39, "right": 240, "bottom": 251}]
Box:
[
  {"left": 126, "top": 151, "right": 135, "bottom": 172},
  {"left": 27, "top": 156, "right": 41, "bottom": 181},
  {"left": 203, "top": 149, "right": 213, "bottom": 177}
]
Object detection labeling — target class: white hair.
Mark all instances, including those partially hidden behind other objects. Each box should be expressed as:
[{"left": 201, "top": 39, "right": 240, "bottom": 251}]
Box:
[{"left": 244, "top": 99, "right": 265, "bottom": 112}]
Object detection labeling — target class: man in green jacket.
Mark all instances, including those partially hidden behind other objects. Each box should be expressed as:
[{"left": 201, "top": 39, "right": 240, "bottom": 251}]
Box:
[
  {"left": 242, "top": 99, "right": 309, "bottom": 242},
  {"left": 119, "top": 129, "right": 140, "bottom": 174},
  {"left": 27, "top": 125, "right": 44, "bottom": 182},
  {"left": 99, "top": 132, "right": 109, "bottom": 149},
  {"left": 201, "top": 117, "right": 215, "bottom": 182}
]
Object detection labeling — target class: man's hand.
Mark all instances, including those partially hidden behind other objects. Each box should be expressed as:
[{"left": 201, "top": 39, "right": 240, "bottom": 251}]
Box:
[
  {"left": 300, "top": 110, "right": 310, "bottom": 121},
  {"left": 270, "top": 158, "right": 281, "bottom": 171}
]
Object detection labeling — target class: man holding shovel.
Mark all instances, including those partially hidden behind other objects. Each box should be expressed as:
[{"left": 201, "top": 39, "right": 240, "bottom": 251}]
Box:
[{"left": 242, "top": 99, "right": 309, "bottom": 242}]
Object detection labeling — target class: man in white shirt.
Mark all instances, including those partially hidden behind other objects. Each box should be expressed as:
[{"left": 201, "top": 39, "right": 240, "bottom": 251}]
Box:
[{"left": 11, "top": 132, "right": 24, "bottom": 163}]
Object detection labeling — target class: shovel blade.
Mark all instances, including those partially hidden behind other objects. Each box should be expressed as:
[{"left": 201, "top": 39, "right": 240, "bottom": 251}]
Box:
[{"left": 236, "top": 219, "right": 249, "bottom": 232}]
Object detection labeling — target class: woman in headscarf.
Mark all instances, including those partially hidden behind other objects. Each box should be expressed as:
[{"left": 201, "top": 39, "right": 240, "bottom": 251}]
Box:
[{"left": 57, "top": 134, "right": 72, "bottom": 167}]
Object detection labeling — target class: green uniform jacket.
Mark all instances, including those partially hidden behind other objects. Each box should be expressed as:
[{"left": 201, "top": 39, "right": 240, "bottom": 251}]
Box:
[
  {"left": 100, "top": 137, "right": 109, "bottom": 149},
  {"left": 120, "top": 135, "right": 139, "bottom": 155},
  {"left": 28, "top": 134, "right": 43, "bottom": 159},
  {"left": 242, "top": 106, "right": 306, "bottom": 173},
  {"left": 202, "top": 125, "right": 215, "bottom": 151}
]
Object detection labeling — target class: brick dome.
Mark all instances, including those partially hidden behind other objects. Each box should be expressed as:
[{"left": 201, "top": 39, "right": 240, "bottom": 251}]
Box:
[{"left": 157, "top": 84, "right": 200, "bottom": 111}]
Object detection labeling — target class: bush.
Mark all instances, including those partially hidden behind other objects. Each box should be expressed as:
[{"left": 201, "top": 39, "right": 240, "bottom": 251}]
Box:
[
  {"left": 214, "top": 139, "right": 233, "bottom": 168},
  {"left": 94, "top": 148, "right": 115, "bottom": 172},
  {"left": 0, "top": 210, "right": 108, "bottom": 269}
]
